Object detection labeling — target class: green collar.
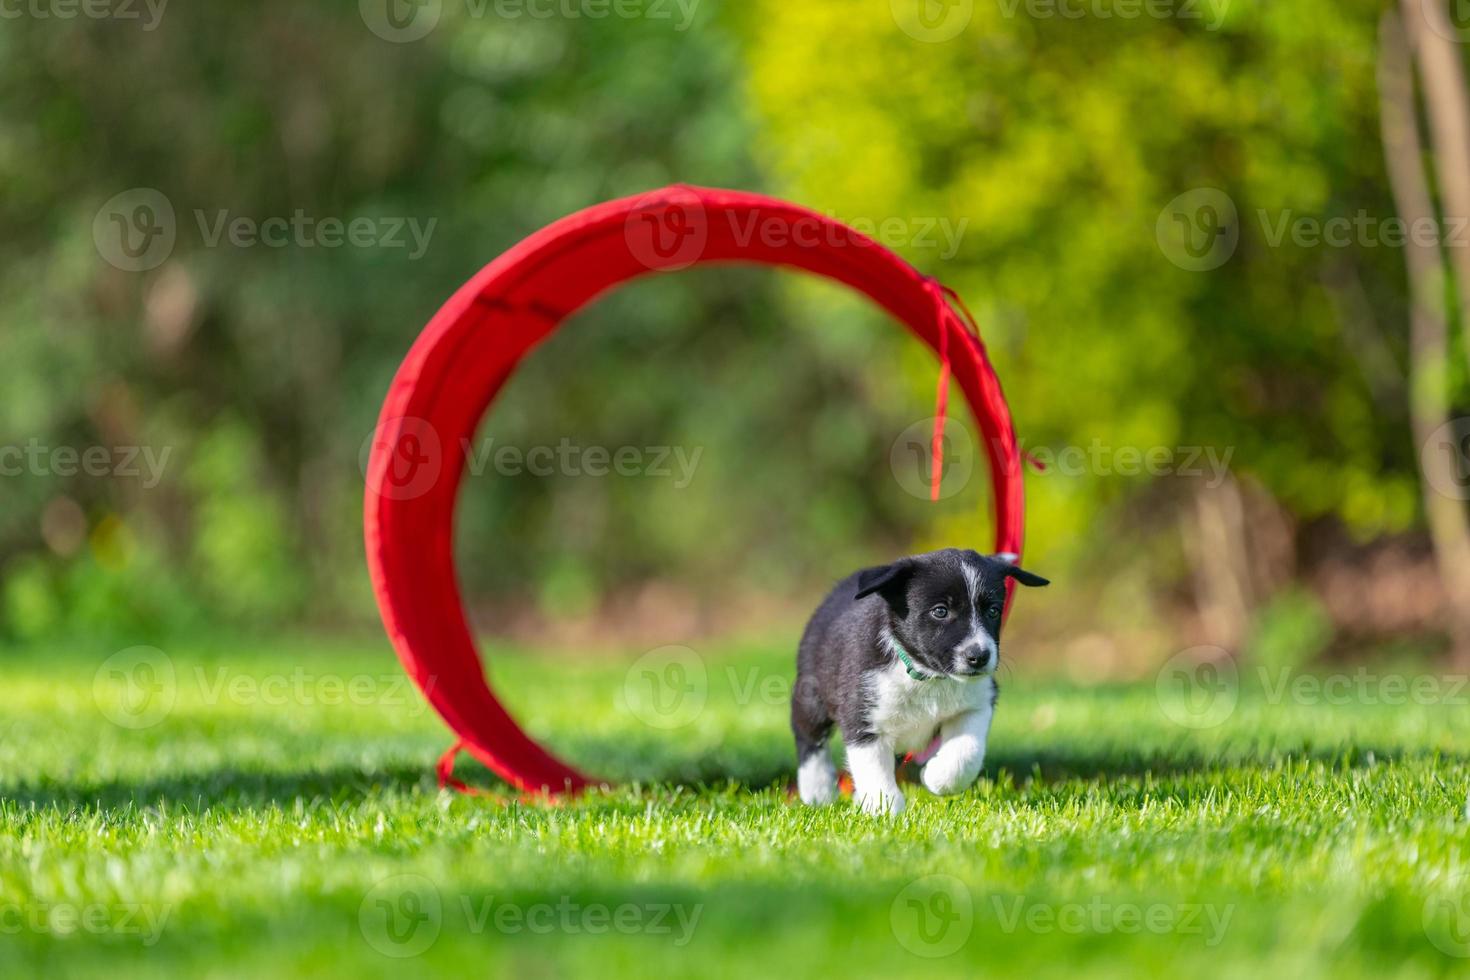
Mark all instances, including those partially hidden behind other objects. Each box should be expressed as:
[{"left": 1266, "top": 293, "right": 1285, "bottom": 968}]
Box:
[{"left": 891, "top": 638, "right": 933, "bottom": 681}]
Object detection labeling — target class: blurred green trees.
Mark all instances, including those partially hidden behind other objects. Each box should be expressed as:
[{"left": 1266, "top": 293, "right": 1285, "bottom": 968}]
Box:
[
  {"left": 1, "top": 1, "right": 1467, "bottom": 654},
  {"left": 738, "top": 0, "right": 1468, "bottom": 651}
]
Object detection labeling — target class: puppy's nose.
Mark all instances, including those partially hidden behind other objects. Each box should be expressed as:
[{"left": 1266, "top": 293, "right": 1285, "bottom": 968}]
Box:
[{"left": 965, "top": 651, "right": 990, "bottom": 671}]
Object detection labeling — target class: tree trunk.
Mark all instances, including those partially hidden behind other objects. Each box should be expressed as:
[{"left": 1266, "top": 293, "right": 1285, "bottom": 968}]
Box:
[
  {"left": 1402, "top": 0, "right": 1470, "bottom": 378},
  {"left": 1379, "top": 8, "right": 1470, "bottom": 665}
]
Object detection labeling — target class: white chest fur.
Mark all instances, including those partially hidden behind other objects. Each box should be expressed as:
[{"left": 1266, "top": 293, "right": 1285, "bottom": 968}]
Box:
[{"left": 864, "top": 662, "right": 996, "bottom": 754}]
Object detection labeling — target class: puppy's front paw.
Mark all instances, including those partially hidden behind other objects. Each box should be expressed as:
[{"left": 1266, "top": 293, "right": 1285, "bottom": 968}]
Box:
[
  {"left": 921, "top": 755, "right": 981, "bottom": 796},
  {"left": 855, "top": 789, "right": 906, "bottom": 816},
  {"left": 797, "top": 754, "right": 838, "bottom": 806}
]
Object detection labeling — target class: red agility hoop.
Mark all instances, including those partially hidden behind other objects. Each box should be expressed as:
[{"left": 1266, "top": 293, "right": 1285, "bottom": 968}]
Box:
[{"left": 364, "top": 185, "right": 1025, "bottom": 797}]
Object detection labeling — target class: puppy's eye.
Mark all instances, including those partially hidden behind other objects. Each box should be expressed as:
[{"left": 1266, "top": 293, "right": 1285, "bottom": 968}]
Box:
[{"left": 930, "top": 604, "right": 950, "bottom": 620}]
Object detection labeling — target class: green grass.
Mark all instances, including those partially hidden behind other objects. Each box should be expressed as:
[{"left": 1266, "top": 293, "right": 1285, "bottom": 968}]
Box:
[{"left": 4, "top": 634, "right": 1470, "bottom": 978}]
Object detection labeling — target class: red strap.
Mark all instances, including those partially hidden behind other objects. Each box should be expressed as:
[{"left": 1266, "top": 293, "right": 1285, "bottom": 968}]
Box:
[
  {"left": 926, "top": 280, "right": 1045, "bottom": 481},
  {"left": 931, "top": 323, "right": 951, "bottom": 501},
  {"left": 436, "top": 740, "right": 493, "bottom": 796},
  {"left": 926, "top": 280, "right": 984, "bottom": 500},
  {"left": 436, "top": 740, "right": 469, "bottom": 792}
]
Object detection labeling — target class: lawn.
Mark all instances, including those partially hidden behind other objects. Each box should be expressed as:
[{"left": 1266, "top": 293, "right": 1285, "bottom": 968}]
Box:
[{"left": 3, "top": 633, "right": 1470, "bottom": 978}]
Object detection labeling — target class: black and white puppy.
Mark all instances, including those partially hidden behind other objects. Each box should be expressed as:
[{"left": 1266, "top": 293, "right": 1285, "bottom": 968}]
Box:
[{"left": 792, "top": 548, "right": 1049, "bottom": 815}]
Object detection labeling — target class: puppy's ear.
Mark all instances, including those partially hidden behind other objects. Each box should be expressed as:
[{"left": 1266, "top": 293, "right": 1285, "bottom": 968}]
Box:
[
  {"left": 1004, "top": 565, "right": 1050, "bottom": 587},
  {"left": 854, "top": 560, "right": 915, "bottom": 614},
  {"left": 988, "top": 551, "right": 1049, "bottom": 587}
]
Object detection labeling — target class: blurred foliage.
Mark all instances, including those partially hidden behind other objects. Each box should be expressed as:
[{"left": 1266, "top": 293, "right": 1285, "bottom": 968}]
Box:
[
  {"left": 738, "top": 0, "right": 1464, "bottom": 563},
  {"left": 0, "top": 2, "right": 942, "bottom": 639},
  {"left": 0, "top": 1, "right": 1466, "bottom": 642}
]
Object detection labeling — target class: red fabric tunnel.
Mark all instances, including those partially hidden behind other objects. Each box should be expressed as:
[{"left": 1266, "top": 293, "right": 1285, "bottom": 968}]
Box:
[{"left": 363, "top": 185, "right": 1026, "bottom": 796}]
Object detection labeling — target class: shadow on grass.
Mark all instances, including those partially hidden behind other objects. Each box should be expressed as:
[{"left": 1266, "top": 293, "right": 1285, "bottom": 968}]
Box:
[
  {"left": 1, "top": 734, "right": 1453, "bottom": 814},
  {"left": 0, "top": 763, "right": 436, "bottom": 812}
]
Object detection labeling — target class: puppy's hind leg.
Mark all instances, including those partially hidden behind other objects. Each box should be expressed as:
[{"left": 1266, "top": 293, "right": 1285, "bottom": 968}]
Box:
[
  {"left": 792, "top": 684, "right": 837, "bottom": 806},
  {"left": 848, "top": 738, "right": 904, "bottom": 815}
]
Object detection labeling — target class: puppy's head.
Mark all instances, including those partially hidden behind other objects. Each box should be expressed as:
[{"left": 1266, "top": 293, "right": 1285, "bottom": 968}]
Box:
[{"left": 854, "top": 548, "right": 1048, "bottom": 679}]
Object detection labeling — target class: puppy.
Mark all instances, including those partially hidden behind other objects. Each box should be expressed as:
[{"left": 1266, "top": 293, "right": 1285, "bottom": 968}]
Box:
[{"left": 792, "top": 548, "right": 1048, "bottom": 815}]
